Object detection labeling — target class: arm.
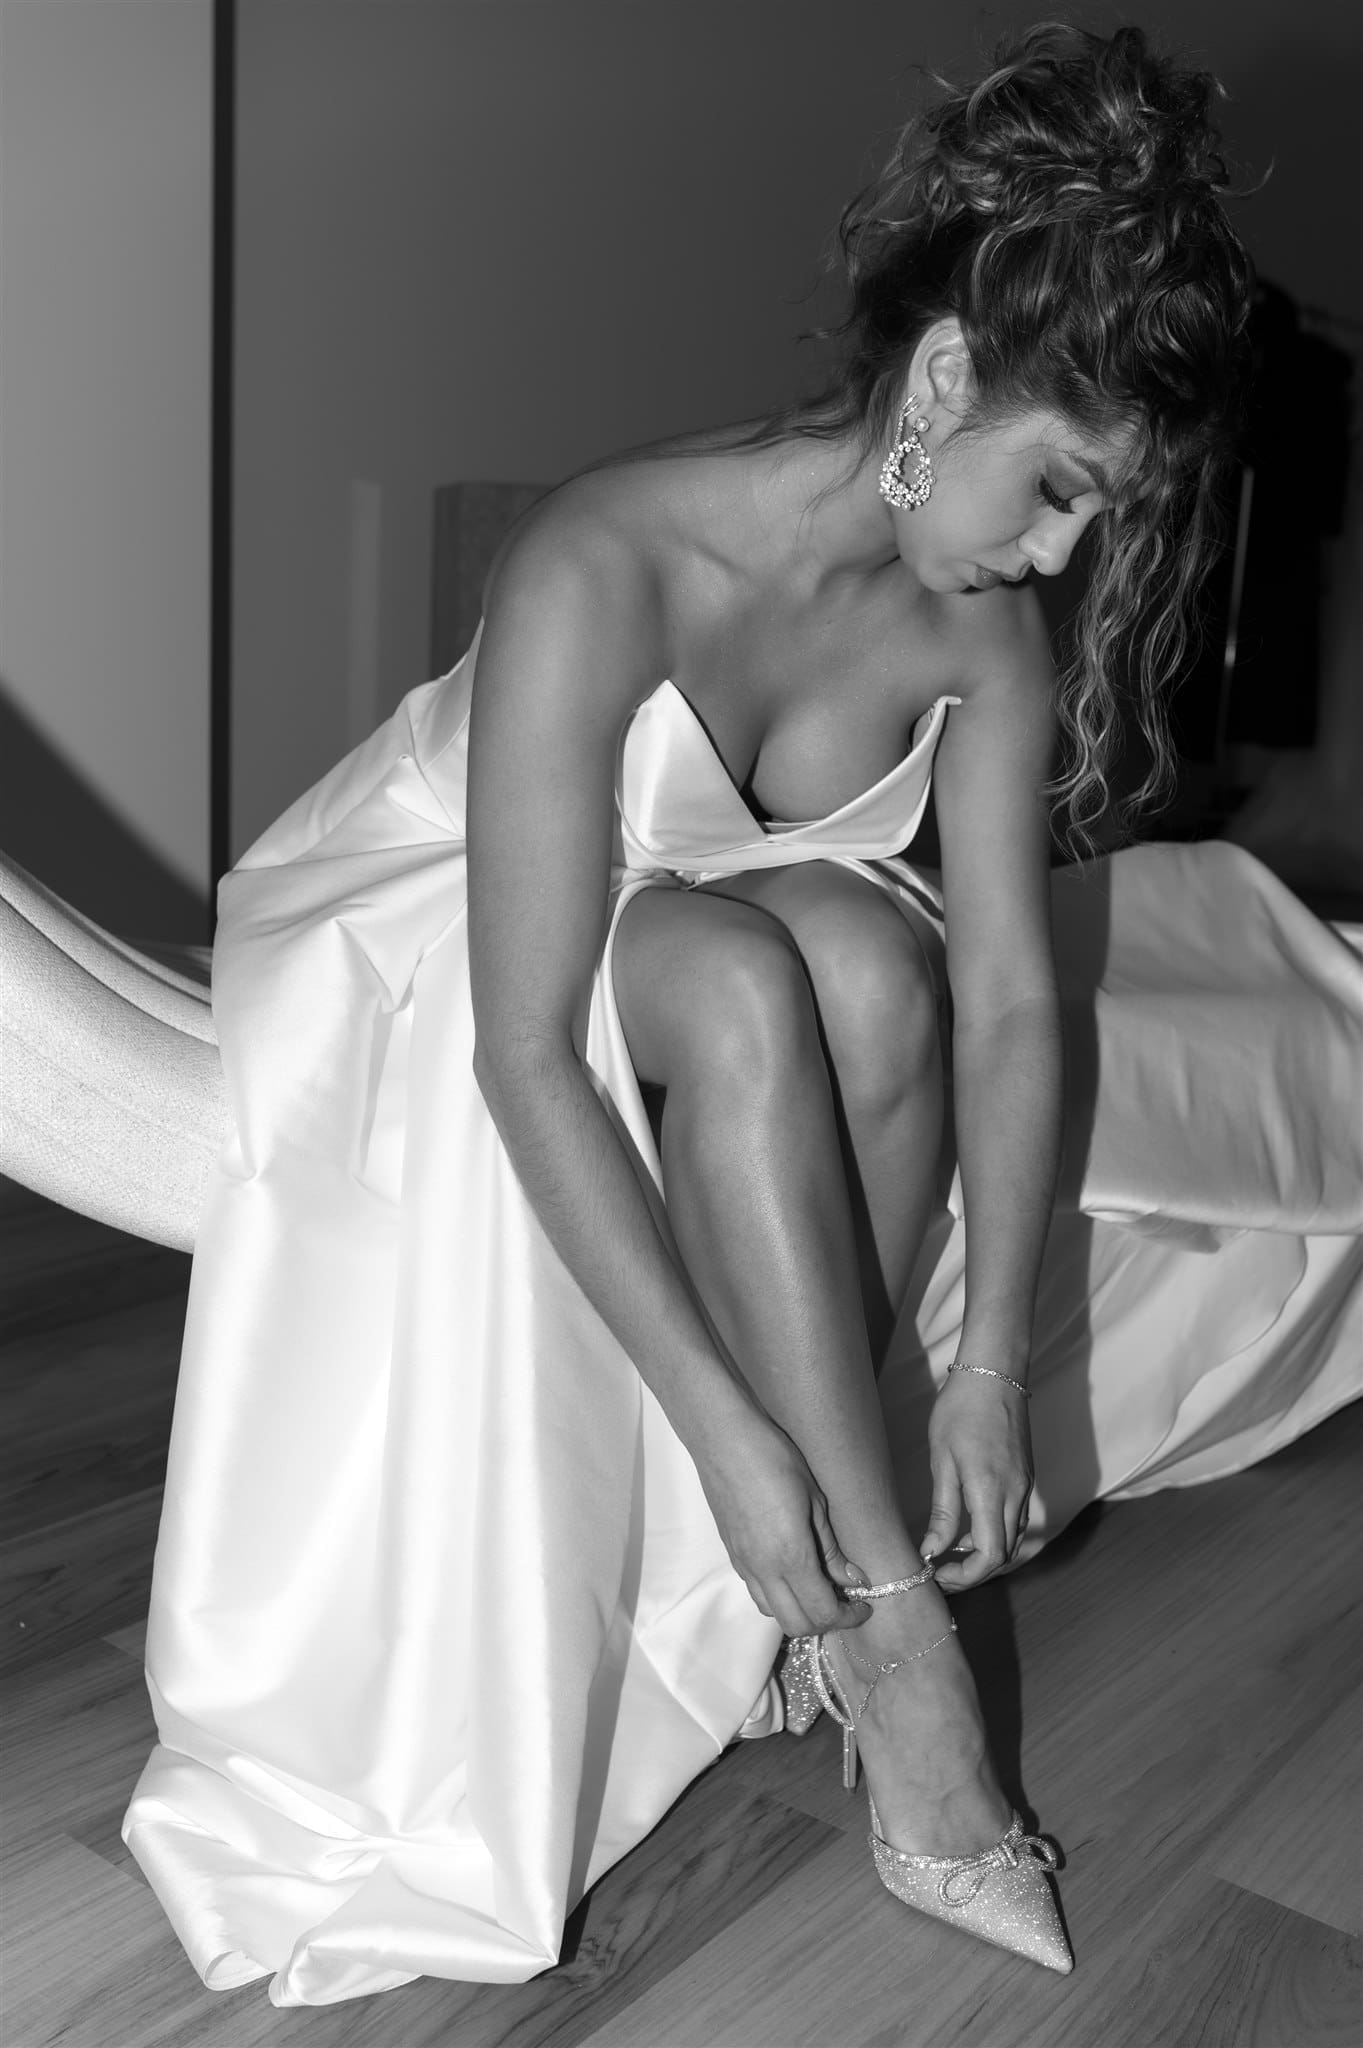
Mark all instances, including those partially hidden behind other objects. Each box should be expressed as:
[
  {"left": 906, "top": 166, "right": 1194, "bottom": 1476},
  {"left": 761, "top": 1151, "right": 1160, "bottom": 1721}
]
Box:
[
  {"left": 921, "top": 591, "right": 1063, "bottom": 1587},
  {"left": 466, "top": 510, "right": 866, "bottom": 1635}
]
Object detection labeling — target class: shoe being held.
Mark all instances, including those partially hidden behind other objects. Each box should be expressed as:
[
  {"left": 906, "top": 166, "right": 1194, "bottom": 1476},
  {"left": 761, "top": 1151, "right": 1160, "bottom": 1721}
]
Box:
[{"left": 778, "top": 1564, "right": 1073, "bottom": 1975}]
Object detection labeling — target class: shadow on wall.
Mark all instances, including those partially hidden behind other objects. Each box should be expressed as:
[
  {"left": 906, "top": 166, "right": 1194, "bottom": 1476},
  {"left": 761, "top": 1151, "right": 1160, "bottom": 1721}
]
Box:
[{"left": 0, "top": 681, "right": 209, "bottom": 946}]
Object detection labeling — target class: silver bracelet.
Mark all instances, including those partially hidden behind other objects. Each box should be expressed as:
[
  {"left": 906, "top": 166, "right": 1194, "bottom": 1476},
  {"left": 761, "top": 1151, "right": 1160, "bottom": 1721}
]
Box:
[{"left": 948, "top": 1360, "right": 1030, "bottom": 1399}]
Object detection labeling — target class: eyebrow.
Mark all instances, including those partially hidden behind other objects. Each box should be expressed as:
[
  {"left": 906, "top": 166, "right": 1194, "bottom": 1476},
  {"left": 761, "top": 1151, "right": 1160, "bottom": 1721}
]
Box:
[{"left": 1065, "top": 453, "right": 1114, "bottom": 497}]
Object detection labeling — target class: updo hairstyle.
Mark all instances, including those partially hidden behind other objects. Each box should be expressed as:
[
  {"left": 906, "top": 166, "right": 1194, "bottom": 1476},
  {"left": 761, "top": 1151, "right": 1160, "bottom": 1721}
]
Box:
[{"left": 785, "top": 22, "right": 1254, "bottom": 847}]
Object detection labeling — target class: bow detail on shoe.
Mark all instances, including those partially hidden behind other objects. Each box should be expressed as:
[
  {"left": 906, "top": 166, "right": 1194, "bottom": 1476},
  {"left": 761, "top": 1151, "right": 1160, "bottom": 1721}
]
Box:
[
  {"left": 878, "top": 1819, "right": 1060, "bottom": 1908},
  {"left": 936, "top": 1827, "right": 1058, "bottom": 1907}
]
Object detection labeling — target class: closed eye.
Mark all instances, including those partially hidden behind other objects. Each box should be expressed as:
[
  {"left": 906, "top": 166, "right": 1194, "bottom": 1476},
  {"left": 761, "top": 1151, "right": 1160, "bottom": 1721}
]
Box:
[{"left": 1039, "top": 477, "right": 1075, "bottom": 514}]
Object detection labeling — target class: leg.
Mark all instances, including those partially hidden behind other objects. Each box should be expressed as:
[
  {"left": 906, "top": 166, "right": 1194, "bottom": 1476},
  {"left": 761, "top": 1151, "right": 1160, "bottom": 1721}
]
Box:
[
  {"left": 613, "top": 878, "right": 1010, "bottom": 1854},
  {"left": 703, "top": 864, "right": 944, "bottom": 1362},
  {"left": 615, "top": 885, "right": 912, "bottom": 1572}
]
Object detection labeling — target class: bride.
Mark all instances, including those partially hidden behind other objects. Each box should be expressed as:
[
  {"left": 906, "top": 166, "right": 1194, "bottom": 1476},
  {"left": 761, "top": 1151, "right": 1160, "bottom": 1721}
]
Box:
[
  {"left": 7, "top": 19, "right": 1359, "bottom": 2008},
  {"left": 451, "top": 17, "right": 1259, "bottom": 1975}
]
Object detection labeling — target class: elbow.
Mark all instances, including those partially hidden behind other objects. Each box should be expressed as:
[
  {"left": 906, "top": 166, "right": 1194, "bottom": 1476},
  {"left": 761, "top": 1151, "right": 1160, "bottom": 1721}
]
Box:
[
  {"left": 471, "top": 1032, "right": 529, "bottom": 1134},
  {"left": 951, "top": 975, "right": 1059, "bottom": 1033},
  {"left": 950, "top": 981, "right": 1062, "bottom": 1064},
  {"left": 472, "top": 1023, "right": 582, "bottom": 1138}
]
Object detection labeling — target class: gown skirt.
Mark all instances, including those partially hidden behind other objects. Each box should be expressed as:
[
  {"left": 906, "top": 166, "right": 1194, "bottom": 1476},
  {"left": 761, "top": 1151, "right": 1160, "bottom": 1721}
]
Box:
[{"left": 121, "top": 626, "right": 1363, "bottom": 2005}]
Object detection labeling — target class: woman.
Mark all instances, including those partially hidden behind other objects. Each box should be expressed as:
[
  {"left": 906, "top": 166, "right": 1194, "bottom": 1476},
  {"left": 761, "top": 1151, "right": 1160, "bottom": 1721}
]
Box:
[
  {"left": 454, "top": 21, "right": 1247, "bottom": 1977},
  {"left": 100, "top": 20, "right": 1355, "bottom": 2007}
]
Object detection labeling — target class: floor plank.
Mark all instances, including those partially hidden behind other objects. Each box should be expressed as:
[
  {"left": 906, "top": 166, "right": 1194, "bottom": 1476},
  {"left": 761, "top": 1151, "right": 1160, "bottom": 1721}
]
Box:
[
  {"left": 3, "top": 1835, "right": 189, "bottom": 2048},
  {"left": 104, "top": 1618, "right": 149, "bottom": 1661},
  {"left": 0, "top": 1295, "right": 184, "bottom": 1541},
  {"left": 0, "top": 1485, "right": 161, "bottom": 1675},
  {"left": 0, "top": 1197, "right": 189, "bottom": 1344},
  {"left": 1207, "top": 1688, "right": 1363, "bottom": 1937},
  {"left": 1013, "top": 1874, "right": 1363, "bottom": 2048},
  {"left": 2, "top": 1636, "right": 155, "bottom": 1860}
]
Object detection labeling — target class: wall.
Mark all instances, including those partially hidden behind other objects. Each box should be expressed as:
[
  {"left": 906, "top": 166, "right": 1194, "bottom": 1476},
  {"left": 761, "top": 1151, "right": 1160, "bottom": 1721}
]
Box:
[
  {"left": 0, "top": 0, "right": 213, "bottom": 938},
  {"left": 229, "top": 0, "right": 1360, "bottom": 857}
]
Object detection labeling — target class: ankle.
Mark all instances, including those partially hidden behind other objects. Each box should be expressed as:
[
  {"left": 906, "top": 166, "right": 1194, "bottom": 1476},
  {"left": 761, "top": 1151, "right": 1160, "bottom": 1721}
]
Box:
[
  {"left": 852, "top": 1576, "right": 951, "bottom": 1650},
  {"left": 852, "top": 1551, "right": 933, "bottom": 1596}
]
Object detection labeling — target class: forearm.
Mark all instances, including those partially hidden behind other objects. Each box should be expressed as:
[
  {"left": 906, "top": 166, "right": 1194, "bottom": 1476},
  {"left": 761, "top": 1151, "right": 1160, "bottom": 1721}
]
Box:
[
  {"left": 951, "top": 992, "right": 1064, "bottom": 1377},
  {"left": 475, "top": 1041, "right": 757, "bottom": 1452}
]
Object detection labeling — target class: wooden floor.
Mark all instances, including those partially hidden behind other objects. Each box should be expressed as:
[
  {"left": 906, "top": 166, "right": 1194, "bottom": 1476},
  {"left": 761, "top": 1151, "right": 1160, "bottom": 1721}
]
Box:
[{"left": 2, "top": 1181, "right": 1360, "bottom": 2048}]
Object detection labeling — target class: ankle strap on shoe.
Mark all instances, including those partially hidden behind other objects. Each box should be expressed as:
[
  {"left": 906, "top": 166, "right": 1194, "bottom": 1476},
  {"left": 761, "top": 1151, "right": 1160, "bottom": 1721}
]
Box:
[{"left": 857, "top": 1561, "right": 937, "bottom": 1600}]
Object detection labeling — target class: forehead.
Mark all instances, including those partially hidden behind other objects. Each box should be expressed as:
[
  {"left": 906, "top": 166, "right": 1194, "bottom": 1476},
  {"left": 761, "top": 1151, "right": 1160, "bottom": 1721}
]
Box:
[{"left": 1003, "top": 411, "right": 1141, "bottom": 493}]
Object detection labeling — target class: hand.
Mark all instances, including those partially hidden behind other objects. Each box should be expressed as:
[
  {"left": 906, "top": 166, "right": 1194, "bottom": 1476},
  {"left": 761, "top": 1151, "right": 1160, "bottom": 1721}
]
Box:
[
  {"left": 920, "top": 1369, "right": 1033, "bottom": 1591},
  {"left": 695, "top": 1410, "right": 870, "bottom": 1638}
]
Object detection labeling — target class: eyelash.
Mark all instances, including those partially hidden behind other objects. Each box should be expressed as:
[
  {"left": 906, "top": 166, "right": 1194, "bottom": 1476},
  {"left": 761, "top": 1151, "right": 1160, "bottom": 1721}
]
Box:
[{"left": 1039, "top": 477, "right": 1075, "bottom": 514}]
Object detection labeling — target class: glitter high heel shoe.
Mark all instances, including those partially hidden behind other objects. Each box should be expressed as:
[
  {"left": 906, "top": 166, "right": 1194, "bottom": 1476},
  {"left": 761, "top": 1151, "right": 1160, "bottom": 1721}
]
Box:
[{"left": 778, "top": 1566, "right": 1073, "bottom": 1974}]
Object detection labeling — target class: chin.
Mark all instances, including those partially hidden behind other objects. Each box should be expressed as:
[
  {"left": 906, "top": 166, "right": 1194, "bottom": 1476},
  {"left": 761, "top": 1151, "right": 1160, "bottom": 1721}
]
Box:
[{"left": 912, "top": 561, "right": 967, "bottom": 594}]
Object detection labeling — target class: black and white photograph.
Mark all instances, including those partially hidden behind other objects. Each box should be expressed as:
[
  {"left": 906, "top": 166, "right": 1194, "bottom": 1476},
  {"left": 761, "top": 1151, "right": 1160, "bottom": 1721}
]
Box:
[{"left": 2, "top": 2, "right": 1360, "bottom": 2042}]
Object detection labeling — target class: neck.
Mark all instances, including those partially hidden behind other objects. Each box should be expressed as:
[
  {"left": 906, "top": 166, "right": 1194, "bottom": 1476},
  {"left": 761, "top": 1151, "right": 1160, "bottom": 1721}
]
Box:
[{"left": 733, "top": 431, "right": 912, "bottom": 610}]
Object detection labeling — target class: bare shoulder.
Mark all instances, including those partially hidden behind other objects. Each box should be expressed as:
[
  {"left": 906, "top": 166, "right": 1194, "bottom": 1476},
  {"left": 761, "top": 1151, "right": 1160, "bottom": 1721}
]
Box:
[{"left": 481, "top": 470, "right": 666, "bottom": 678}]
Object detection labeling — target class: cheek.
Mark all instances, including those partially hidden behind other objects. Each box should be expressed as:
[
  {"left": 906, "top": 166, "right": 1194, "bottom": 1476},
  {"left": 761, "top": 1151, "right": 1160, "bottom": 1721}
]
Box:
[
  {"left": 938, "top": 451, "right": 1035, "bottom": 531},
  {"left": 923, "top": 484, "right": 998, "bottom": 558}
]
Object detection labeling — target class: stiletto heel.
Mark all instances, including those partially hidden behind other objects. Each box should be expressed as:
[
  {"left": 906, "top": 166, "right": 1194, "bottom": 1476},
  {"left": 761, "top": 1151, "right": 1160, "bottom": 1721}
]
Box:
[
  {"left": 774, "top": 1634, "right": 823, "bottom": 1735},
  {"left": 798, "top": 1562, "right": 1074, "bottom": 1974}
]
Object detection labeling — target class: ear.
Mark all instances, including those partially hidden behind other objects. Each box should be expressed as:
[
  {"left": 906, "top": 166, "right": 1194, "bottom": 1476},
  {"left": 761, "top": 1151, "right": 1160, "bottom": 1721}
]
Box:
[{"left": 907, "top": 317, "right": 974, "bottom": 421}]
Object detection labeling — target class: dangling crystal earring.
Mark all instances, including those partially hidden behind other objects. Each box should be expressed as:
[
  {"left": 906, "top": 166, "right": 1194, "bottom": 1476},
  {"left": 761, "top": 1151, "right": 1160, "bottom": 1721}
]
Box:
[{"left": 878, "top": 395, "right": 933, "bottom": 511}]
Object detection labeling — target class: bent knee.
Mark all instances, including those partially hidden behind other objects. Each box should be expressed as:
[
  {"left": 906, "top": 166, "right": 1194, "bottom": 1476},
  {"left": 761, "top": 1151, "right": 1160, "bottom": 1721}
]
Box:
[
  {"left": 688, "top": 913, "right": 822, "bottom": 1083},
  {"left": 796, "top": 888, "right": 942, "bottom": 1107},
  {"left": 615, "top": 891, "right": 821, "bottom": 1090}
]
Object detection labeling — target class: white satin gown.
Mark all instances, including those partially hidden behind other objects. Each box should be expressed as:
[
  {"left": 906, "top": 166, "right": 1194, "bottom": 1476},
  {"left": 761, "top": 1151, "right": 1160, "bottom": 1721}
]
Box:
[{"left": 122, "top": 624, "right": 1363, "bottom": 2005}]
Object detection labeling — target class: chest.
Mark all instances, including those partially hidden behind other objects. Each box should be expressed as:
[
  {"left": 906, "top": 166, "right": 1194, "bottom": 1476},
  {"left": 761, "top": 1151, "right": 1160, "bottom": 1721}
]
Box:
[{"left": 665, "top": 580, "right": 961, "bottom": 822}]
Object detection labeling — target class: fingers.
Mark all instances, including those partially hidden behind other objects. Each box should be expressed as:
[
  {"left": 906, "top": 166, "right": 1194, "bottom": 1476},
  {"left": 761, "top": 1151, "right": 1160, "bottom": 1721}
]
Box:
[
  {"left": 934, "top": 1546, "right": 999, "bottom": 1592},
  {"left": 740, "top": 1573, "right": 816, "bottom": 1640},
  {"left": 920, "top": 1460, "right": 963, "bottom": 1566},
  {"left": 933, "top": 1489, "right": 1034, "bottom": 1590},
  {"left": 800, "top": 1499, "right": 868, "bottom": 1628},
  {"left": 1007, "top": 1488, "right": 1033, "bottom": 1561},
  {"left": 736, "top": 1536, "right": 871, "bottom": 1640},
  {"left": 809, "top": 1585, "right": 873, "bottom": 1632},
  {"left": 928, "top": 1376, "right": 1034, "bottom": 1585},
  {"left": 933, "top": 1524, "right": 1003, "bottom": 1590},
  {"left": 812, "top": 1498, "right": 867, "bottom": 1594},
  {"left": 753, "top": 1574, "right": 865, "bottom": 1640}
]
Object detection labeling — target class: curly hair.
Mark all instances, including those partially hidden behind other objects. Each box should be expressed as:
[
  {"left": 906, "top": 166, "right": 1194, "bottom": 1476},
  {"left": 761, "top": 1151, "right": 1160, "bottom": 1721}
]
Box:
[{"left": 744, "top": 22, "right": 1254, "bottom": 849}]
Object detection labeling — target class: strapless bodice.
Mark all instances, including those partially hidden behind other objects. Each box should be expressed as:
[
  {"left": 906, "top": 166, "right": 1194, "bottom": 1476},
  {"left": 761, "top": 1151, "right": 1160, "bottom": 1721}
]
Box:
[{"left": 616, "top": 677, "right": 957, "bottom": 880}]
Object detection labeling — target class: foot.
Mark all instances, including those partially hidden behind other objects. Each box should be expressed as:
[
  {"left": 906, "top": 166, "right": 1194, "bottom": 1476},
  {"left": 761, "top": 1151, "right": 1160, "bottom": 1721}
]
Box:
[{"left": 825, "top": 1581, "right": 1013, "bottom": 1858}]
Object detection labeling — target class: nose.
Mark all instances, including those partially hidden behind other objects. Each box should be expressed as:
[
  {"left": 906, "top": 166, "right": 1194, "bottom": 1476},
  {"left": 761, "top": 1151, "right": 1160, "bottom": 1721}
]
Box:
[{"left": 1020, "top": 508, "right": 1095, "bottom": 578}]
